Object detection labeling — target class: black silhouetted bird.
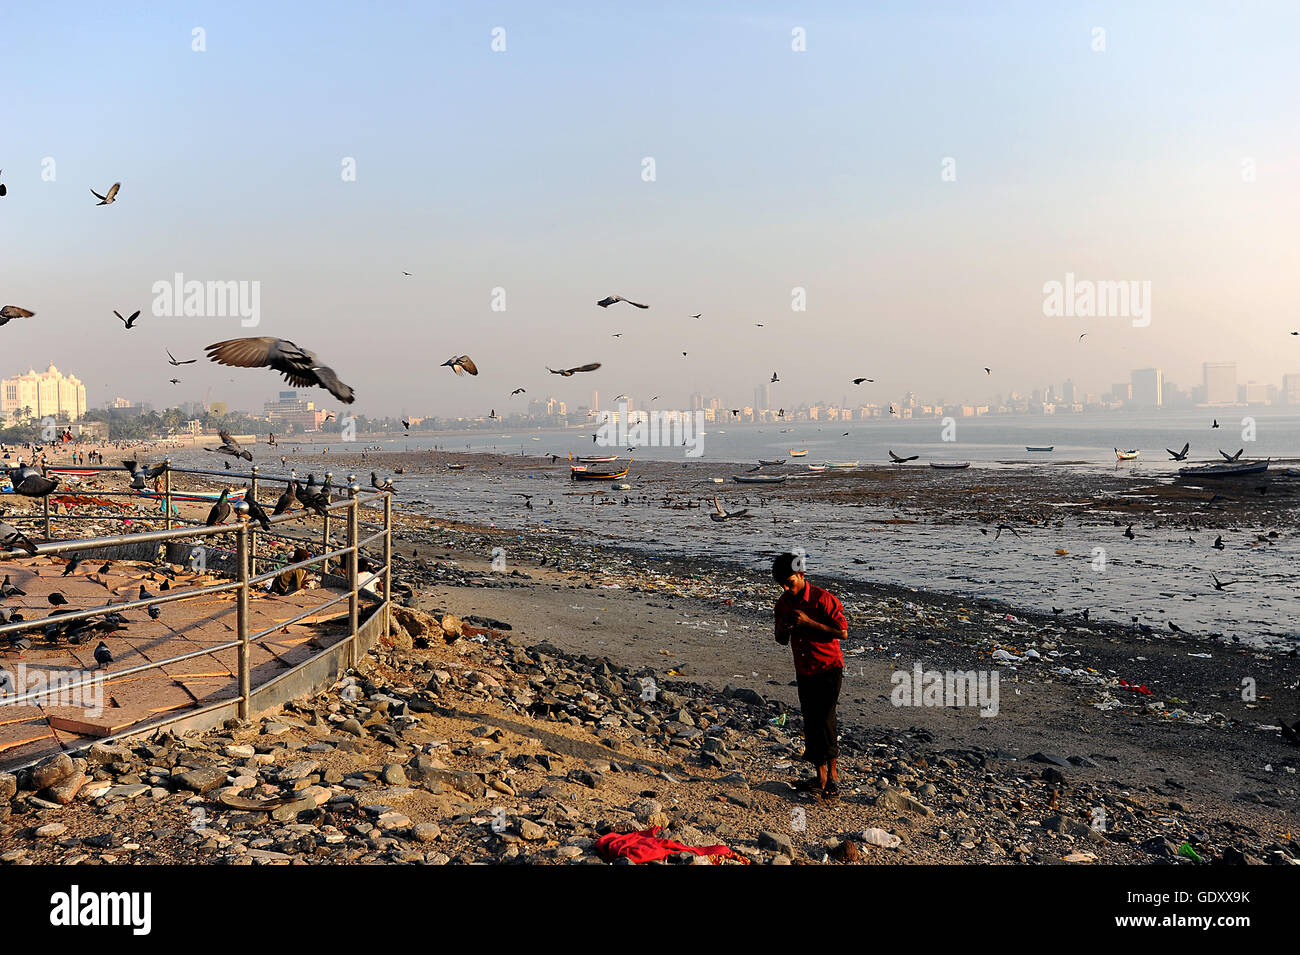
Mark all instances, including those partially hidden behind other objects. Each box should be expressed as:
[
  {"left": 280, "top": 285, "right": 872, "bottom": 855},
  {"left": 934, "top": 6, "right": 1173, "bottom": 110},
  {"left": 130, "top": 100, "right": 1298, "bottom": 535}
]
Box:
[
  {"left": 1219, "top": 449, "right": 1244, "bottom": 462},
  {"left": 167, "top": 349, "right": 196, "bottom": 366},
  {"left": 889, "top": 450, "right": 919, "bottom": 463},
  {"left": 115, "top": 309, "right": 141, "bottom": 329},
  {"left": 1123, "top": 524, "right": 1135, "bottom": 539},
  {"left": 596, "top": 295, "right": 649, "bottom": 309},
  {"left": 62, "top": 556, "right": 81, "bottom": 577},
  {"left": 1213, "top": 535, "right": 1224, "bottom": 550},
  {"left": 1166, "top": 442, "right": 1189, "bottom": 461},
  {"left": 94, "top": 641, "right": 113, "bottom": 668},
  {"left": 47, "top": 592, "right": 68, "bottom": 607},
  {"left": 547, "top": 363, "right": 601, "bottom": 376}
]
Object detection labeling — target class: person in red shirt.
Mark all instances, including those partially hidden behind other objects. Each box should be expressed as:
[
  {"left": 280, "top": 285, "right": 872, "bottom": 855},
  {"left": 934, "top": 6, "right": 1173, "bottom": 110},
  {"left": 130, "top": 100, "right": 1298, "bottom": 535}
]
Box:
[{"left": 773, "top": 552, "right": 847, "bottom": 798}]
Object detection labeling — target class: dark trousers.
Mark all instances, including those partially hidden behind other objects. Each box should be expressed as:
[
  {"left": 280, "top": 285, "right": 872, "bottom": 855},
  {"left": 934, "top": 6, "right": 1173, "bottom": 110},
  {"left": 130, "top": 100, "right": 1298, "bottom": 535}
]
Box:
[{"left": 796, "top": 667, "right": 842, "bottom": 765}]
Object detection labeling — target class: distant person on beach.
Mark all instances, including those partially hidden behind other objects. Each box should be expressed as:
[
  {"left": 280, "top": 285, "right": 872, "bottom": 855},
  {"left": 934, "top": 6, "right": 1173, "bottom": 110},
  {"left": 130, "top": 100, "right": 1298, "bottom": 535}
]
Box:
[
  {"left": 773, "top": 552, "right": 848, "bottom": 798},
  {"left": 271, "top": 547, "right": 312, "bottom": 595}
]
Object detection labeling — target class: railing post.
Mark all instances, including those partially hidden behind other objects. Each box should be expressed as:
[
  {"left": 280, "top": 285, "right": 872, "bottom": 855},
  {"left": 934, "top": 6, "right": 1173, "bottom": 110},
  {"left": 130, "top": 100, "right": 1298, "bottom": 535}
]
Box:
[
  {"left": 42, "top": 487, "right": 51, "bottom": 540},
  {"left": 383, "top": 490, "right": 392, "bottom": 639},
  {"left": 236, "top": 525, "right": 251, "bottom": 720},
  {"left": 321, "top": 471, "right": 333, "bottom": 575},
  {"left": 248, "top": 466, "right": 259, "bottom": 576},
  {"left": 162, "top": 460, "right": 173, "bottom": 531},
  {"left": 346, "top": 481, "right": 359, "bottom": 666}
]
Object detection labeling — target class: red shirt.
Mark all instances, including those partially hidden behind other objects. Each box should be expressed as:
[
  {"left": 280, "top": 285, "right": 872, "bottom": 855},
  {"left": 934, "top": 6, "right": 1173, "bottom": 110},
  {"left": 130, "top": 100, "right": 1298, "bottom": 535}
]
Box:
[{"left": 774, "top": 581, "right": 847, "bottom": 676}]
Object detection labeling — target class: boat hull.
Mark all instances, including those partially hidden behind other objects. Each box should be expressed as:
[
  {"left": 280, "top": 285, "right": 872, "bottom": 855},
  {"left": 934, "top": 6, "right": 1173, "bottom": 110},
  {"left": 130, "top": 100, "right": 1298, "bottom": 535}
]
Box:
[{"left": 1178, "top": 461, "right": 1269, "bottom": 479}]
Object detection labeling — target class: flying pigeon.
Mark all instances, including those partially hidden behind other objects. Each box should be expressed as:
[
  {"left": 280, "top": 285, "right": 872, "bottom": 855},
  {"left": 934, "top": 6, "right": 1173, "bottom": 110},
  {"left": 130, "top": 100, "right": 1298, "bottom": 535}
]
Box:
[
  {"left": 91, "top": 182, "right": 120, "bottom": 205},
  {"left": 205, "top": 430, "right": 252, "bottom": 461},
  {"left": 206, "top": 337, "right": 356, "bottom": 403},
  {"left": 0, "top": 305, "right": 35, "bottom": 327},
  {"left": 596, "top": 295, "right": 649, "bottom": 309},
  {"left": 7, "top": 464, "right": 59, "bottom": 497},
  {"left": 115, "top": 309, "right": 141, "bottom": 329},
  {"left": 547, "top": 363, "right": 601, "bottom": 377},
  {"left": 441, "top": 355, "right": 479, "bottom": 376}
]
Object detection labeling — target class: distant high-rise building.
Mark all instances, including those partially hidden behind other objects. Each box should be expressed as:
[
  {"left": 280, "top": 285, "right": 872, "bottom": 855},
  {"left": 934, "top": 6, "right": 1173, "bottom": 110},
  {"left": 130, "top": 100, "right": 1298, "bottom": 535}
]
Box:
[
  {"left": 1282, "top": 374, "right": 1300, "bottom": 404},
  {"left": 1111, "top": 382, "right": 1131, "bottom": 402},
  {"left": 1062, "top": 379, "right": 1075, "bottom": 404},
  {"left": 1203, "top": 362, "right": 1236, "bottom": 404},
  {"left": 591, "top": 390, "right": 598, "bottom": 411},
  {"left": 1, "top": 363, "right": 87, "bottom": 421},
  {"left": 1131, "top": 368, "right": 1162, "bottom": 407}
]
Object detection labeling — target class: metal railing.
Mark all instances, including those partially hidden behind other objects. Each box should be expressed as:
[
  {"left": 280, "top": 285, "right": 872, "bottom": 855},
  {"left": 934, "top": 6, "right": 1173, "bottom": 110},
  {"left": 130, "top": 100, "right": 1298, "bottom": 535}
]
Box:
[{"left": 1, "top": 461, "right": 393, "bottom": 722}]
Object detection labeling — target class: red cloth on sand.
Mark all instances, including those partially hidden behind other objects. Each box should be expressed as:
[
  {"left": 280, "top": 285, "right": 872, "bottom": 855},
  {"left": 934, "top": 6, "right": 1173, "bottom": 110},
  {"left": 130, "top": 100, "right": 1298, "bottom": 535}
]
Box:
[{"left": 595, "top": 826, "right": 749, "bottom": 864}]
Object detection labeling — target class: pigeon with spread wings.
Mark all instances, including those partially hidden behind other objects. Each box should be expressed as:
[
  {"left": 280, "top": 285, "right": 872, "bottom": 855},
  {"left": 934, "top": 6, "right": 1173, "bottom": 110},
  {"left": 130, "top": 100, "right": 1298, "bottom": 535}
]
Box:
[
  {"left": 596, "top": 295, "right": 649, "bottom": 309},
  {"left": 0, "top": 305, "right": 35, "bottom": 327},
  {"left": 206, "top": 337, "right": 355, "bottom": 403},
  {"left": 91, "top": 182, "right": 120, "bottom": 205},
  {"left": 441, "top": 355, "right": 478, "bottom": 376},
  {"left": 547, "top": 363, "right": 601, "bottom": 377}
]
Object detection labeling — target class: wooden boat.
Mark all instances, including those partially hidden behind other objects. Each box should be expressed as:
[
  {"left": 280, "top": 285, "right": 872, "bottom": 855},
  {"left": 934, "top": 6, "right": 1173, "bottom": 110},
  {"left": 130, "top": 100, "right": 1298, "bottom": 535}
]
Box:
[
  {"left": 1178, "top": 460, "right": 1269, "bottom": 479},
  {"left": 1026, "top": 446, "right": 1054, "bottom": 452},
  {"left": 929, "top": 462, "right": 971, "bottom": 469},
  {"left": 758, "top": 458, "right": 786, "bottom": 466},
  {"left": 805, "top": 465, "right": 827, "bottom": 472},
  {"left": 446, "top": 463, "right": 466, "bottom": 470},
  {"left": 825, "top": 461, "right": 859, "bottom": 469},
  {"left": 733, "top": 473, "right": 786, "bottom": 483},
  {"left": 571, "top": 463, "right": 630, "bottom": 481},
  {"left": 1114, "top": 448, "right": 1140, "bottom": 461},
  {"left": 577, "top": 455, "right": 618, "bottom": 464},
  {"left": 788, "top": 449, "right": 808, "bottom": 457}
]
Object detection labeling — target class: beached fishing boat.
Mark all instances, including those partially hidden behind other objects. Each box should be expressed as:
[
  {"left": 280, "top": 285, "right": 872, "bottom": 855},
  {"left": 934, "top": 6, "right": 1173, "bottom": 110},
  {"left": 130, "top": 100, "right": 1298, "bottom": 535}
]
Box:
[
  {"left": 1114, "top": 448, "right": 1140, "bottom": 461},
  {"left": 1178, "top": 460, "right": 1269, "bottom": 479},
  {"left": 805, "top": 465, "right": 827, "bottom": 472},
  {"left": 446, "top": 463, "right": 466, "bottom": 470},
  {"left": 758, "top": 458, "right": 786, "bottom": 466},
  {"left": 577, "top": 455, "right": 618, "bottom": 464},
  {"left": 929, "top": 461, "right": 971, "bottom": 469},
  {"left": 733, "top": 473, "right": 786, "bottom": 483},
  {"left": 571, "top": 464, "right": 629, "bottom": 481},
  {"left": 788, "top": 449, "right": 808, "bottom": 457},
  {"left": 1025, "top": 446, "right": 1054, "bottom": 452},
  {"left": 825, "top": 461, "right": 859, "bottom": 469}
]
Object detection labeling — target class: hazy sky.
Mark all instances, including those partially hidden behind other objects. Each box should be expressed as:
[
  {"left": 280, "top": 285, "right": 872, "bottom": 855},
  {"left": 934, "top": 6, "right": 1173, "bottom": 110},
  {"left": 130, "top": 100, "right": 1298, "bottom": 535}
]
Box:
[{"left": 3, "top": 1, "right": 1298, "bottom": 418}]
